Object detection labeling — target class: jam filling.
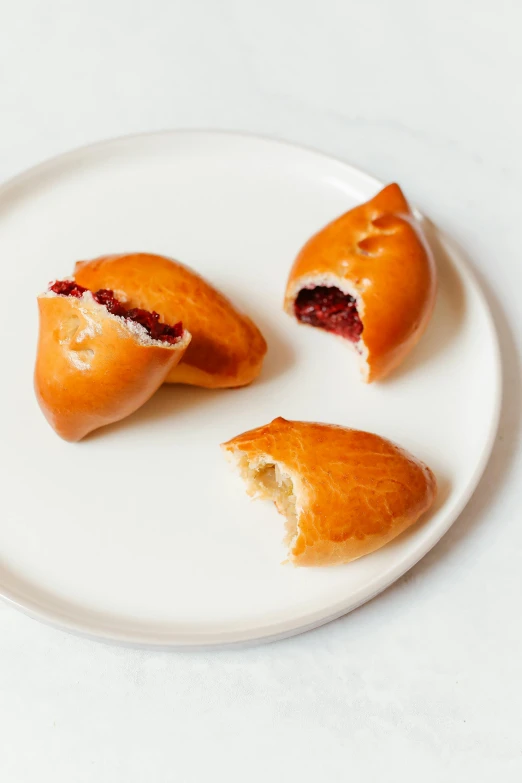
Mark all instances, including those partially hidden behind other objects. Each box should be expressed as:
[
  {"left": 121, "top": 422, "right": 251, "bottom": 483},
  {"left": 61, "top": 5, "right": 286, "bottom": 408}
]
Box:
[
  {"left": 49, "top": 280, "right": 183, "bottom": 344},
  {"left": 294, "top": 286, "right": 363, "bottom": 342}
]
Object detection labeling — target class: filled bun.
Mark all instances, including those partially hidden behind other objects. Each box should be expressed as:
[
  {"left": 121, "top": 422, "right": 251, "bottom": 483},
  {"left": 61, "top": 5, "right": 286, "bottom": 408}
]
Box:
[
  {"left": 284, "top": 184, "right": 437, "bottom": 382},
  {"left": 34, "top": 281, "right": 191, "bottom": 441},
  {"left": 222, "top": 417, "right": 436, "bottom": 566}
]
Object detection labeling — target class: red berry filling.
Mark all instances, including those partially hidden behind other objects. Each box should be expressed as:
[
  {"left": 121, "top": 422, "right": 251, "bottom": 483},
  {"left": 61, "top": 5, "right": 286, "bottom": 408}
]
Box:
[
  {"left": 50, "top": 280, "right": 88, "bottom": 299},
  {"left": 49, "top": 280, "right": 184, "bottom": 344},
  {"left": 294, "top": 286, "right": 363, "bottom": 342}
]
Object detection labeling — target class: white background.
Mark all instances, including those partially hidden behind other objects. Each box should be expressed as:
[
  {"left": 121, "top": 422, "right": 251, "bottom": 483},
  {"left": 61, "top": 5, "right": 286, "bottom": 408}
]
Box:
[{"left": 1, "top": 1, "right": 521, "bottom": 781}]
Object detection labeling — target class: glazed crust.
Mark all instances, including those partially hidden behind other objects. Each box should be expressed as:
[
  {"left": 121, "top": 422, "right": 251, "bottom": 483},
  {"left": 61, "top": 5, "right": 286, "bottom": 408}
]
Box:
[
  {"left": 34, "top": 293, "right": 190, "bottom": 441},
  {"left": 74, "top": 253, "right": 267, "bottom": 389},
  {"left": 222, "top": 417, "right": 436, "bottom": 566},
  {"left": 284, "top": 184, "right": 437, "bottom": 382}
]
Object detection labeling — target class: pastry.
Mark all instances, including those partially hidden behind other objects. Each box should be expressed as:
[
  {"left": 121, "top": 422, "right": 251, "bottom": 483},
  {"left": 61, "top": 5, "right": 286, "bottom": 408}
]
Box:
[
  {"left": 222, "top": 417, "right": 436, "bottom": 566},
  {"left": 284, "top": 184, "right": 437, "bottom": 382},
  {"left": 34, "top": 280, "right": 191, "bottom": 441},
  {"left": 74, "top": 253, "right": 267, "bottom": 389}
]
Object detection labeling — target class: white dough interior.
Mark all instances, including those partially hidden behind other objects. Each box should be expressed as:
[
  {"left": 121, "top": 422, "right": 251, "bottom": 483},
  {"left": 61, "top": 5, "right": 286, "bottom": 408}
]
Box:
[{"left": 227, "top": 451, "right": 300, "bottom": 548}]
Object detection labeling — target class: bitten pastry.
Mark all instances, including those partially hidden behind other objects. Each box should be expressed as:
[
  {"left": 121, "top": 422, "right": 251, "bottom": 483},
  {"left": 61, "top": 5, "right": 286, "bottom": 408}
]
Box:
[
  {"left": 74, "top": 253, "right": 267, "bottom": 389},
  {"left": 35, "top": 280, "right": 191, "bottom": 441},
  {"left": 284, "top": 184, "right": 437, "bottom": 382},
  {"left": 222, "top": 417, "right": 436, "bottom": 567}
]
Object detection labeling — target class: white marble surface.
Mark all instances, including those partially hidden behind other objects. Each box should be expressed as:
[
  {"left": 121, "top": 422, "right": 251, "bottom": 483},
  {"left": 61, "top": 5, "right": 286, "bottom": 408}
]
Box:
[{"left": 1, "top": 1, "right": 521, "bottom": 781}]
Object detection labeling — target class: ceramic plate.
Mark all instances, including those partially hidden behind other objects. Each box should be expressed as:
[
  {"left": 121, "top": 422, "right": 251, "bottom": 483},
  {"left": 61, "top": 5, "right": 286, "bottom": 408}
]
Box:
[{"left": 0, "top": 131, "right": 501, "bottom": 647}]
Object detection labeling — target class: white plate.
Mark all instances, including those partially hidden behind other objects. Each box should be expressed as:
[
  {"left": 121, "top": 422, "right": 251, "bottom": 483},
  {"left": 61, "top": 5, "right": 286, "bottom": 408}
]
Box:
[{"left": 0, "top": 131, "right": 501, "bottom": 648}]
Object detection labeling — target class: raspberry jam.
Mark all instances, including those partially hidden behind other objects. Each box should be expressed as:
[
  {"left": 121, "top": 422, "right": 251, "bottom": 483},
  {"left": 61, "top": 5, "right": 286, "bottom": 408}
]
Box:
[
  {"left": 50, "top": 280, "right": 88, "bottom": 298},
  {"left": 294, "top": 286, "right": 363, "bottom": 342},
  {"left": 49, "top": 280, "right": 183, "bottom": 344}
]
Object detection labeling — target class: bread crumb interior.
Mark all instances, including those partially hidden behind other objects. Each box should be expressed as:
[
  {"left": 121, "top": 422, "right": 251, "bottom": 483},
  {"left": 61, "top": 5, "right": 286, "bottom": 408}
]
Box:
[{"left": 235, "top": 456, "right": 298, "bottom": 546}]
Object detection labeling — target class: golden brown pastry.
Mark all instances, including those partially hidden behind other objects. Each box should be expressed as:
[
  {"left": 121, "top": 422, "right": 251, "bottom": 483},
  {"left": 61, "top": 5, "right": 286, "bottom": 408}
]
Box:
[
  {"left": 284, "top": 184, "right": 437, "bottom": 382},
  {"left": 222, "top": 417, "right": 436, "bottom": 566},
  {"left": 34, "top": 280, "right": 191, "bottom": 441},
  {"left": 74, "top": 253, "right": 267, "bottom": 389}
]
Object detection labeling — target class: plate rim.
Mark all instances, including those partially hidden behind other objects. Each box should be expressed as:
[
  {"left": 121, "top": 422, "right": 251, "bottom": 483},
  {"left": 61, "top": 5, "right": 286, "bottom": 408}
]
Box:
[{"left": 0, "top": 129, "right": 503, "bottom": 648}]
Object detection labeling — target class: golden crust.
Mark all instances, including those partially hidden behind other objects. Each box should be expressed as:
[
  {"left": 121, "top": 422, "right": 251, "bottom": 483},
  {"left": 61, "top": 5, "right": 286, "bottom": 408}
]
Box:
[
  {"left": 34, "top": 293, "right": 190, "bottom": 441},
  {"left": 222, "top": 417, "right": 437, "bottom": 566},
  {"left": 284, "top": 184, "right": 437, "bottom": 382},
  {"left": 74, "top": 253, "right": 267, "bottom": 389}
]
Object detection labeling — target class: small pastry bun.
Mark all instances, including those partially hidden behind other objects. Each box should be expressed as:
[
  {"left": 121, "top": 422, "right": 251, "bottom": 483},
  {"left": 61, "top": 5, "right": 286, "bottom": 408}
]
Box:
[
  {"left": 222, "top": 417, "right": 436, "bottom": 567},
  {"left": 74, "top": 253, "right": 267, "bottom": 389},
  {"left": 35, "top": 288, "right": 191, "bottom": 441},
  {"left": 284, "top": 184, "right": 437, "bottom": 382}
]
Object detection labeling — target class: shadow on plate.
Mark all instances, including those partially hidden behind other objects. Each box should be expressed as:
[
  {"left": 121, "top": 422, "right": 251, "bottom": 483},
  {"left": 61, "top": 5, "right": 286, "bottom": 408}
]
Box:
[{"left": 85, "top": 384, "right": 222, "bottom": 440}]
